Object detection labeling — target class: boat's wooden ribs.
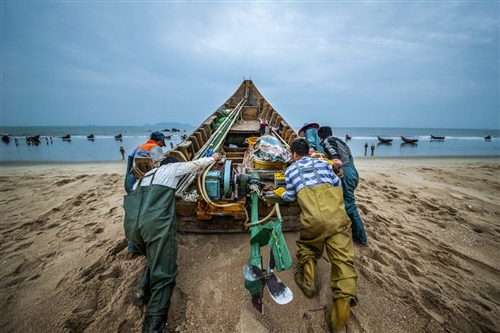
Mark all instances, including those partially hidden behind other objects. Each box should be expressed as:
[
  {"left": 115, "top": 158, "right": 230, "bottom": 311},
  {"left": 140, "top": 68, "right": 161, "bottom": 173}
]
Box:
[
  {"left": 176, "top": 141, "right": 195, "bottom": 161},
  {"left": 188, "top": 135, "right": 200, "bottom": 152},
  {"left": 197, "top": 127, "right": 208, "bottom": 143}
]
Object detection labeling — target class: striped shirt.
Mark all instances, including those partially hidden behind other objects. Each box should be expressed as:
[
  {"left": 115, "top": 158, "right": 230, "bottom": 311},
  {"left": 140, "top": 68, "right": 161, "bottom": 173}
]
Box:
[
  {"left": 281, "top": 157, "right": 342, "bottom": 202},
  {"left": 133, "top": 157, "right": 215, "bottom": 190}
]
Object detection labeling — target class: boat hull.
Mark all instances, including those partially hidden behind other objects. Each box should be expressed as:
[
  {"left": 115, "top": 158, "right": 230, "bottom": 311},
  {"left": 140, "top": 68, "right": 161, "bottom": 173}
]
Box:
[
  {"left": 377, "top": 136, "right": 393, "bottom": 143},
  {"left": 401, "top": 136, "right": 418, "bottom": 143},
  {"left": 163, "top": 80, "right": 301, "bottom": 233}
]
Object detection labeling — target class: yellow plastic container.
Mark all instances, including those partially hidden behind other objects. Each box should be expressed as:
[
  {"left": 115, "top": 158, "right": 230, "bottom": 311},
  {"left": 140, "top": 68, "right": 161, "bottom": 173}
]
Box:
[
  {"left": 274, "top": 172, "right": 286, "bottom": 187},
  {"left": 253, "top": 158, "right": 287, "bottom": 169},
  {"left": 247, "top": 137, "right": 259, "bottom": 147}
]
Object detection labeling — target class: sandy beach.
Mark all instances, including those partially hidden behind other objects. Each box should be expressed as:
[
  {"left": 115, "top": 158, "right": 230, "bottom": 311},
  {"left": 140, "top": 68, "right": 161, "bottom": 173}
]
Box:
[{"left": 0, "top": 157, "right": 498, "bottom": 333}]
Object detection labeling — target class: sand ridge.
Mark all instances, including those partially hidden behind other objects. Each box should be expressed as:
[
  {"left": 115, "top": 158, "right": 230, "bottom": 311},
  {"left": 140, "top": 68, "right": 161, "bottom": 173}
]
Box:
[{"left": 0, "top": 157, "right": 498, "bottom": 333}]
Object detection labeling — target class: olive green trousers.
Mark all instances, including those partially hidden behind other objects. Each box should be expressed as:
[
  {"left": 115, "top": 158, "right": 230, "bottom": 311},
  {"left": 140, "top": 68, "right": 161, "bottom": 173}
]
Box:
[
  {"left": 124, "top": 183, "right": 178, "bottom": 315},
  {"left": 296, "top": 184, "right": 358, "bottom": 305}
]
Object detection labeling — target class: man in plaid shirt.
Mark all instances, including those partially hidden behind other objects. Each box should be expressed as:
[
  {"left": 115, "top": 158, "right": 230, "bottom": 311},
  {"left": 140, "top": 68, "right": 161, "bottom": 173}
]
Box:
[{"left": 274, "top": 138, "right": 358, "bottom": 332}]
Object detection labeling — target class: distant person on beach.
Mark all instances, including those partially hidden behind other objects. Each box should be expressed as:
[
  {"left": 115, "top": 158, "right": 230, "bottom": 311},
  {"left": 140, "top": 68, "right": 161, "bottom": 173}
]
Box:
[
  {"left": 298, "top": 122, "right": 324, "bottom": 155},
  {"left": 318, "top": 126, "right": 368, "bottom": 246},
  {"left": 123, "top": 153, "right": 222, "bottom": 333},
  {"left": 119, "top": 147, "right": 125, "bottom": 160},
  {"left": 364, "top": 142, "right": 368, "bottom": 156},
  {"left": 15, "top": 138, "right": 19, "bottom": 146},
  {"left": 371, "top": 143, "right": 375, "bottom": 155},
  {"left": 124, "top": 131, "right": 167, "bottom": 260},
  {"left": 273, "top": 138, "right": 357, "bottom": 331}
]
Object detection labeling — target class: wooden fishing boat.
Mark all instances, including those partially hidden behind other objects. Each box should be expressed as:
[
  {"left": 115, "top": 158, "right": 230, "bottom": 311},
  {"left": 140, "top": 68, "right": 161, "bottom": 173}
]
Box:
[
  {"left": 430, "top": 135, "right": 445, "bottom": 140},
  {"left": 164, "top": 80, "right": 301, "bottom": 233},
  {"left": 401, "top": 136, "right": 418, "bottom": 143},
  {"left": 377, "top": 136, "right": 393, "bottom": 143}
]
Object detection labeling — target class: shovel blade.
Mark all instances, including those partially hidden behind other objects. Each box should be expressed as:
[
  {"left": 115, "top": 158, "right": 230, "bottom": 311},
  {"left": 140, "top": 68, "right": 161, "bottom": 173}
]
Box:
[
  {"left": 244, "top": 264, "right": 264, "bottom": 281},
  {"left": 265, "top": 274, "right": 293, "bottom": 305}
]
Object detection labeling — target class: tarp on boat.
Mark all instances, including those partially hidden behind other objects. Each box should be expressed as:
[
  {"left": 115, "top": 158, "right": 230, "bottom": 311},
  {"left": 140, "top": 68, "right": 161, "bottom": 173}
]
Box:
[{"left": 252, "top": 135, "right": 291, "bottom": 163}]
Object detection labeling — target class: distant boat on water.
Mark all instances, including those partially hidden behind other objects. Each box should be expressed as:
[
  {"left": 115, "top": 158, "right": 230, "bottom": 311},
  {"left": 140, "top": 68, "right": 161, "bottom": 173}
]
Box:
[
  {"left": 87, "top": 134, "right": 95, "bottom": 139},
  {"left": 62, "top": 134, "right": 71, "bottom": 140},
  {"left": 401, "top": 136, "right": 418, "bottom": 143},
  {"left": 2, "top": 135, "right": 10, "bottom": 143},
  {"left": 430, "top": 135, "right": 445, "bottom": 140},
  {"left": 115, "top": 134, "right": 122, "bottom": 139},
  {"left": 377, "top": 136, "right": 393, "bottom": 143},
  {"left": 345, "top": 134, "right": 351, "bottom": 140},
  {"left": 485, "top": 135, "right": 492, "bottom": 140}
]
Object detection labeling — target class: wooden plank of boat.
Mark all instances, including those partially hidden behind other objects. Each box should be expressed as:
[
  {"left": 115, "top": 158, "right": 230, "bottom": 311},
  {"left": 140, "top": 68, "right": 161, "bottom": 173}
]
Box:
[
  {"left": 430, "top": 135, "right": 445, "bottom": 140},
  {"left": 377, "top": 136, "right": 393, "bottom": 143},
  {"left": 401, "top": 136, "right": 418, "bottom": 143},
  {"left": 166, "top": 80, "right": 301, "bottom": 233}
]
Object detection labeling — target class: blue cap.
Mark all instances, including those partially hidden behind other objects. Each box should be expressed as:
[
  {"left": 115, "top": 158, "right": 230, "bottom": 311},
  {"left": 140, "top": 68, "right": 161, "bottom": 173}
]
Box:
[{"left": 150, "top": 131, "right": 165, "bottom": 141}]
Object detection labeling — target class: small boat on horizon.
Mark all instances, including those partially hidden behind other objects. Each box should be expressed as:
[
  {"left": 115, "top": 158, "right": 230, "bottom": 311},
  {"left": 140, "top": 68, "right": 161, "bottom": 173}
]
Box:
[
  {"left": 401, "top": 136, "right": 418, "bottom": 144},
  {"left": 115, "top": 134, "right": 122, "bottom": 139},
  {"left": 87, "top": 134, "right": 95, "bottom": 139},
  {"left": 377, "top": 136, "right": 393, "bottom": 143},
  {"left": 62, "top": 134, "right": 71, "bottom": 140},
  {"left": 345, "top": 134, "right": 351, "bottom": 140},
  {"left": 430, "top": 135, "right": 445, "bottom": 140},
  {"left": 485, "top": 135, "right": 492, "bottom": 140}
]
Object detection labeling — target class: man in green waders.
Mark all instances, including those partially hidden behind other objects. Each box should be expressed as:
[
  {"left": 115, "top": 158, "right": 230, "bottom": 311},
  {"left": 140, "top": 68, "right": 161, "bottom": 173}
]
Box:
[
  {"left": 273, "top": 138, "right": 358, "bottom": 332},
  {"left": 123, "top": 153, "right": 222, "bottom": 333}
]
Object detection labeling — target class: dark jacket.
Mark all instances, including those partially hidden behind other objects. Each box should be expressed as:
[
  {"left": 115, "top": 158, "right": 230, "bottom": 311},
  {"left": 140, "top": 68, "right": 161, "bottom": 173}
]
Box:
[{"left": 321, "top": 136, "right": 353, "bottom": 166}]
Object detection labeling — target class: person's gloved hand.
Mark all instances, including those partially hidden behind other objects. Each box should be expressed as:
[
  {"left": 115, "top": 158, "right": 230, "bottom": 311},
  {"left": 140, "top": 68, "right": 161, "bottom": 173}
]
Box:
[{"left": 273, "top": 187, "right": 285, "bottom": 198}]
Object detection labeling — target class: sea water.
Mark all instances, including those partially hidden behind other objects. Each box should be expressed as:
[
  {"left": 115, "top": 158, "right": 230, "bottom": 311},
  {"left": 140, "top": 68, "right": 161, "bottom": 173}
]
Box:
[{"left": 0, "top": 126, "right": 498, "bottom": 162}]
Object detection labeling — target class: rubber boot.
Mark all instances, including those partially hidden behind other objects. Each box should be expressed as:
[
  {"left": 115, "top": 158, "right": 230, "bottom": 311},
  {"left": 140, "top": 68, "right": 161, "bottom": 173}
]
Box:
[
  {"left": 294, "top": 260, "right": 316, "bottom": 298},
  {"left": 142, "top": 313, "right": 168, "bottom": 333},
  {"left": 329, "top": 298, "right": 351, "bottom": 332}
]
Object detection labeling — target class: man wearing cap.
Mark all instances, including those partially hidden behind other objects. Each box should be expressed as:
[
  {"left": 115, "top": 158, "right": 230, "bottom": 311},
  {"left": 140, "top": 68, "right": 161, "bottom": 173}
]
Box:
[
  {"left": 298, "top": 123, "right": 325, "bottom": 155},
  {"left": 124, "top": 131, "right": 167, "bottom": 260}
]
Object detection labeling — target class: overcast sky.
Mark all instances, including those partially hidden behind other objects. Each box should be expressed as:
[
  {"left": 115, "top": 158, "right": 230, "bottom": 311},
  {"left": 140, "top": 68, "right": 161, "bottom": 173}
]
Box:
[{"left": 1, "top": 1, "right": 499, "bottom": 129}]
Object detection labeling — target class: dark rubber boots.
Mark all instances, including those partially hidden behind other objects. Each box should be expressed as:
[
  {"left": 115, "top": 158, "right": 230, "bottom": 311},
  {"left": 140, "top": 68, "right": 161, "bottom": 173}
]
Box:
[{"left": 142, "top": 313, "right": 168, "bottom": 333}]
